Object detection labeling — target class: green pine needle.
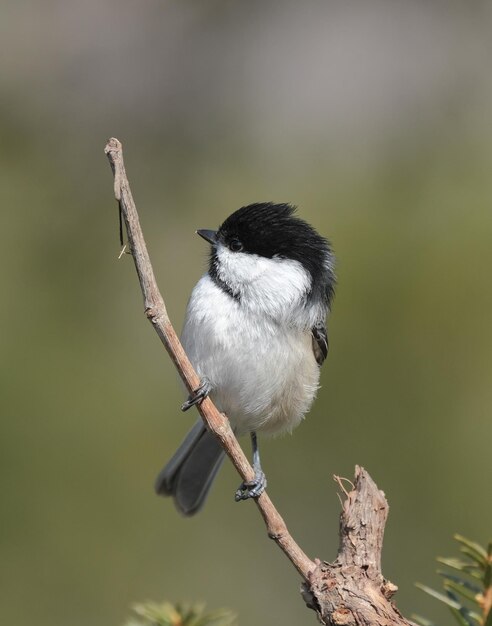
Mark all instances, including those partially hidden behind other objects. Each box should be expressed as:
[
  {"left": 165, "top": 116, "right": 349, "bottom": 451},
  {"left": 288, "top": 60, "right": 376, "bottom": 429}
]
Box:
[
  {"left": 417, "top": 535, "right": 491, "bottom": 626},
  {"left": 123, "top": 601, "right": 237, "bottom": 626},
  {"left": 454, "top": 536, "right": 488, "bottom": 567},
  {"left": 448, "top": 607, "right": 475, "bottom": 626},
  {"left": 412, "top": 613, "right": 439, "bottom": 626},
  {"left": 415, "top": 584, "right": 462, "bottom": 610},
  {"left": 443, "top": 580, "right": 481, "bottom": 605},
  {"left": 437, "top": 571, "right": 482, "bottom": 595},
  {"left": 437, "top": 558, "right": 484, "bottom": 579}
]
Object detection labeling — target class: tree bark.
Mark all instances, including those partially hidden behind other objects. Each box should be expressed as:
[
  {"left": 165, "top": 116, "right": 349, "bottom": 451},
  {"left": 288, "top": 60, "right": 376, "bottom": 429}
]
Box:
[{"left": 303, "top": 467, "right": 416, "bottom": 625}]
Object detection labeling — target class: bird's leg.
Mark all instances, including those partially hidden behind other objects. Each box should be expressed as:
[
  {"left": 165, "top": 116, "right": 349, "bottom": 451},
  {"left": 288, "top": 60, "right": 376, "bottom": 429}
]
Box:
[
  {"left": 235, "top": 431, "right": 267, "bottom": 501},
  {"left": 181, "top": 377, "right": 212, "bottom": 412}
]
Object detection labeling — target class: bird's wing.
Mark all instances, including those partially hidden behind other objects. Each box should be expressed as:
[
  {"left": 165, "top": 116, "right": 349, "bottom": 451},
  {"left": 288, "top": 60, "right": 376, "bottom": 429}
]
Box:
[{"left": 311, "top": 321, "right": 328, "bottom": 366}]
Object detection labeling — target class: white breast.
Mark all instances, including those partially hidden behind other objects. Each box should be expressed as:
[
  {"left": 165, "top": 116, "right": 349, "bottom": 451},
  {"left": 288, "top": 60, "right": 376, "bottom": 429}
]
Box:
[{"left": 181, "top": 270, "right": 322, "bottom": 436}]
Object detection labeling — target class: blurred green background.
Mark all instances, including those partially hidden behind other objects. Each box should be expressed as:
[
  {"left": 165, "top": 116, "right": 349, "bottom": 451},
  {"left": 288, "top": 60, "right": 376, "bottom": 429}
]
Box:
[{"left": 1, "top": 1, "right": 491, "bottom": 625}]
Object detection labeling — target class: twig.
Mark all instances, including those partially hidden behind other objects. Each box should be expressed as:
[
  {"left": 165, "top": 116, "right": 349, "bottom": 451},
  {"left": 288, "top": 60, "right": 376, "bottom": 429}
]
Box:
[
  {"left": 104, "top": 137, "right": 314, "bottom": 580},
  {"left": 105, "top": 137, "right": 414, "bottom": 625}
]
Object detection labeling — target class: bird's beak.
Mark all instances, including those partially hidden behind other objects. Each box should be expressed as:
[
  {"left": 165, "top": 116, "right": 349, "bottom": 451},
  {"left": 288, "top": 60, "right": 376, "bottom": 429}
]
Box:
[{"left": 196, "top": 229, "right": 218, "bottom": 245}]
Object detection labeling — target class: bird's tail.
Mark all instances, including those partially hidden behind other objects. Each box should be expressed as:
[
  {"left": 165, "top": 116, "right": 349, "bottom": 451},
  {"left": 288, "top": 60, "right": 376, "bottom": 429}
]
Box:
[{"left": 155, "top": 420, "right": 225, "bottom": 516}]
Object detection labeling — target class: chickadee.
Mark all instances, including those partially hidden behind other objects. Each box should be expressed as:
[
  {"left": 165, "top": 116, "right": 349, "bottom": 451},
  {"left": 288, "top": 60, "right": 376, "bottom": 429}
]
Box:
[{"left": 155, "top": 202, "right": 335, "bottom": 515}]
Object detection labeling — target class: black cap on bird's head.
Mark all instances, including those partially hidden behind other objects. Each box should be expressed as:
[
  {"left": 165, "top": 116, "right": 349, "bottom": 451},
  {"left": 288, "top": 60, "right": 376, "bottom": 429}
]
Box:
[{"left": 197, "top": 202, "right": 336, "bottom": 308}]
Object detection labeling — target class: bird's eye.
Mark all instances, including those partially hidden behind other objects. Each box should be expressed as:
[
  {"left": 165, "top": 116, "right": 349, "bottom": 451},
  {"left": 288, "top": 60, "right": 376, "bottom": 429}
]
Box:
[{"left": 229, "top": 239, "right": 243, "bottom": 252}]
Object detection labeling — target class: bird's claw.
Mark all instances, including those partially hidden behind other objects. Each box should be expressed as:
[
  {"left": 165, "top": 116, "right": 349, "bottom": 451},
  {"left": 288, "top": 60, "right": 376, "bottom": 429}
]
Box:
[
  {"left": 181, "top": 378, "right": 212, "bottom": 412},
  {"left": 235, "top": 469, "right": 267, "bottom": 502}
]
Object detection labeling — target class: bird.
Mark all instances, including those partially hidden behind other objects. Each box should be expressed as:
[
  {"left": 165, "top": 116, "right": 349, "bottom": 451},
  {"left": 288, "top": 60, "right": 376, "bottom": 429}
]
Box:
[{"left": 155, "top": 202, "right": 336, "bottom": 515}]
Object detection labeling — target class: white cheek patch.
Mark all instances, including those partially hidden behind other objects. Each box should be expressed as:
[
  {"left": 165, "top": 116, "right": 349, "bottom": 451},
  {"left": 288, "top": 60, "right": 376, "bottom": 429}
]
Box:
[
  {"left": 216, "top": 245, "right": 266, "bottom": 286},
  {"left": 215, "top": 244, "right": 314, "bottom": 325}
]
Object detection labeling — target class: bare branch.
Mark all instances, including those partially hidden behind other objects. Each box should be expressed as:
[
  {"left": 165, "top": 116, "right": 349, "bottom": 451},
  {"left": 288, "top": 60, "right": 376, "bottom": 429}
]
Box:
[
  {"left": 105, "top": 138, "right": 414, "bottom": 625},
  {"left": 104, "top": 137, "right": 314, "bottom": 580}
]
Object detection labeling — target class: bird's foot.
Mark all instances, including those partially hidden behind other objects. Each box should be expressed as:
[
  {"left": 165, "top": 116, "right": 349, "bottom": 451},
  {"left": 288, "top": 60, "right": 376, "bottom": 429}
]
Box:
[
  {"left": 235, "top": 468, "right": 267, "bottom": 502},
  {"left": 181, "top": 378, "right": 212, "bottom": 412}
]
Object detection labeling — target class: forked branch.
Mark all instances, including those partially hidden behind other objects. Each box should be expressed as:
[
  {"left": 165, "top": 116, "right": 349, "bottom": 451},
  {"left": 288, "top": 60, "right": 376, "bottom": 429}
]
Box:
[{"left": 104, "top": 137, "right": 414, "bottom": 626}]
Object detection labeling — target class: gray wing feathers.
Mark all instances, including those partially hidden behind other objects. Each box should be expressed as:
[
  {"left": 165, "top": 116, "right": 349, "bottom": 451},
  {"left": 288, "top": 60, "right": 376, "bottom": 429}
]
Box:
[
  {"left": 311, "top": 322, "right": 328, "bottom": 366},
  {"left": 155, "top": 420, "right": 225, "bottom": 516}
]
